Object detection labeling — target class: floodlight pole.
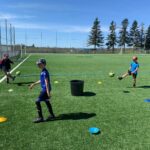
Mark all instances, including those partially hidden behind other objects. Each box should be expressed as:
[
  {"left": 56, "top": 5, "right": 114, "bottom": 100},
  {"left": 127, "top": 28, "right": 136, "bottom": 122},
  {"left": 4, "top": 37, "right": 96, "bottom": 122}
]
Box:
[
  {"left": 56, "top": 31, "right": 58, "bottom": 48},
  {"left": 0, "top": 22, "right": 1, "bottom": 53},
  {"left": 25, "top": 32, "right": 27, "bottom": 55},
  {"left": 0, "top": 22, "right": 1, "bottom": 46},
  {"left": 41, "top": 32, "right": 42, "bottom": 48},
  {"left": 5, "top": 19, "right": 8, "bottom": 53},
  {"left": 10, "top": 24, "right": 12, "bottom": 52},
  {"left": 20, "top": 44, "right": 23, "bottom": 58},
  {"left": 13, "top": 27, "right": 16, "bottom": 56}
]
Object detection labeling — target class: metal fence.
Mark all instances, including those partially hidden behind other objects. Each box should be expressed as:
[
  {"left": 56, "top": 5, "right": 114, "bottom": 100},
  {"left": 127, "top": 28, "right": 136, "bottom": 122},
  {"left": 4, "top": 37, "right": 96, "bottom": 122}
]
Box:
[{"left": 0, "top": 45, "right": 21, "bottom": 59}]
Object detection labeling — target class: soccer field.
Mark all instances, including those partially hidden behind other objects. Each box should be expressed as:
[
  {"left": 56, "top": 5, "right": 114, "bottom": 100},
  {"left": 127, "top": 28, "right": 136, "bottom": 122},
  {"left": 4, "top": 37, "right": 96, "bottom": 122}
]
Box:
[{"left": 1, "top": 54, "right": 150, "bottom": 150}]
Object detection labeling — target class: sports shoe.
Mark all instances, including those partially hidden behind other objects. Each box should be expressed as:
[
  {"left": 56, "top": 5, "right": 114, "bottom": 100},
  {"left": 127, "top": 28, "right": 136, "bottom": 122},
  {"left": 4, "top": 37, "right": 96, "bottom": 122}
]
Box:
[
  {"left": 45, "top": 116, "right": 56, "bottom": 121},
  {"left": 12, "top": 76, "right": 16, "bottom": 81},
  {"left": 118, "top": 76, "right": 123, "bottom": 80},
  {"left": 6, "top": 78, "right": 9, "bottom": 84},
  {"left": 33, "top": 117, "right": 44, "bottom": 123},
  {"left": 133, "top": 83, "right": 136, "bottom": 88}
]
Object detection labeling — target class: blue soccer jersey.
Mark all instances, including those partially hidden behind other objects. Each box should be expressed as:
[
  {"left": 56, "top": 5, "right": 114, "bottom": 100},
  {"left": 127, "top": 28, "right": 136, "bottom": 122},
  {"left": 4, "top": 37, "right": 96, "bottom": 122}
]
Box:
[
  {"left": 40, "top": 68, "right": 51, "bottom": 92},
  {"left": 130, "top": 61, "right": 139, "bottom": 74}
]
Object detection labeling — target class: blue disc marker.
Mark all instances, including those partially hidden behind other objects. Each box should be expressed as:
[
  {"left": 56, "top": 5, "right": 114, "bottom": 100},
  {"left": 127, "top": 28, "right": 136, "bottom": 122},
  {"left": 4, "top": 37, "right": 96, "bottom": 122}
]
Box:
[
  {"left": 89, "top": 127, "right": 100, "bottom": 134},
  {"left": 144, "top": 99, "right": 150, "bottom": 103}
]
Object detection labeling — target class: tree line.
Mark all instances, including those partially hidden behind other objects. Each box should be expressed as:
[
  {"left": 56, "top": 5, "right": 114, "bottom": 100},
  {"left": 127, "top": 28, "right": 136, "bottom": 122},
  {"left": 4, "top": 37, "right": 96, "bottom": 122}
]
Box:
[{"left": 88, "top": 18, "right": 150, "bottom": 52}]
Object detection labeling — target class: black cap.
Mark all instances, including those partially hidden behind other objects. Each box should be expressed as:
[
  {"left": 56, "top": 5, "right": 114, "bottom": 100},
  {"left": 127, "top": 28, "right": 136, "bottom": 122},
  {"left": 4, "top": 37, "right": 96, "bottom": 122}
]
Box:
[{"left": 36, "top": 58, "right": 46, "bottom": 65}]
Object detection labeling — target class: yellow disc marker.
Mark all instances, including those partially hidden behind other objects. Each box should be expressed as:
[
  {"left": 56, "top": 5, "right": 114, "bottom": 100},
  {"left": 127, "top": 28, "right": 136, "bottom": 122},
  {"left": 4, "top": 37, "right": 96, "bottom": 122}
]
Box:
[
  {"left": 0, "top": 117, "right": 7, "bottom": 123},
  {"left": 8, "top": 89, "right": 13, "bottom": 92},
  {"left": 54, "top": 81, "right": 59, "bottom": 84},
  {"left": 98, "top": 81, "right": 102, "bottom": 84}
]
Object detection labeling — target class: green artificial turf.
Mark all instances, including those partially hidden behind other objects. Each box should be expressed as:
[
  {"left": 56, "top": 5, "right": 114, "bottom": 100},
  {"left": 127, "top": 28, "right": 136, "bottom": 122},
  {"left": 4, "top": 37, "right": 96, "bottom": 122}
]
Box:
[{"left": 1, "top": 54, "right": 150, "bottom": 150}]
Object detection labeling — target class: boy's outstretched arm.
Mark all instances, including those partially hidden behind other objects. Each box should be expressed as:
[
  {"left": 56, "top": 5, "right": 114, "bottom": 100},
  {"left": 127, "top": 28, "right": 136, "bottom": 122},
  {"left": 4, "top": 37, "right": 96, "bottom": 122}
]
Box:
[
  {"left": 29, "top": 80, "right": 41, "bottom": 89},
  {"left": 131, "top": 68, "right": 138, "bottom": 74},
  {"left": 45, "top": 78, "right": 50, "bottom": 97},
  {"left": 9, "top": 59, "right": 14, "bottom": 64}
]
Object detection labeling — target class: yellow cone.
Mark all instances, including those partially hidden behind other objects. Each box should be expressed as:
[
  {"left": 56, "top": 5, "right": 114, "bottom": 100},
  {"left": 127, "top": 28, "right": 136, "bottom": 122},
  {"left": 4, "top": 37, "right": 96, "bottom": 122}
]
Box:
[
  {"left": 0, "top": 117, "right": 7, "bottom": 123},
  {"left": 8, "top": 89, "right": 13, "bottom": 92},
  {"left": 54, "top": 81, "right": 59, "bottom": 84},
  {"left": 98, "top": 81, "right": 102, "bottom": 84}
]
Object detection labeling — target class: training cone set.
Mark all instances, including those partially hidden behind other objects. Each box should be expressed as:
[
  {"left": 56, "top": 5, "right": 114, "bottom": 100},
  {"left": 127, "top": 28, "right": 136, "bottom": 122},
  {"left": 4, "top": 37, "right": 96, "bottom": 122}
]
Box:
[
  {"left": 54, "top": 81, "right": 59, "bottom": 84},
  {"left": 0, "top": 117, "right": 7, "bottom": 123},
  {"left": 16, "top": 71, "right": 21, "bottom": 76},
  {"left": 89, "top": 127, "right": 101, "bottom": 135},
  {"left": 109, "top": 72, "right": 115, "bottom": 77},
  {"left": 98, "top": 81, "right": 102, "bottom": 84},
  {"left": 144, "top": 99, "right": 150, "bottom": 103},
  {"left": 0, "top": 0, "right": 149, "bottom": 147},
  {"left": 8, "top": 89, "right": 13, "bottom": 92}
]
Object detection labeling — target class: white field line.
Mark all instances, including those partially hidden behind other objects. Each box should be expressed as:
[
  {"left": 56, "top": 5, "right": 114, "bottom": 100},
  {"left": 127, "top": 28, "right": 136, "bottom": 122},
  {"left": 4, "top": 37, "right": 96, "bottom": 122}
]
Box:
[{"left": 0, "top": 55, "right": 31, "bottom": 83}]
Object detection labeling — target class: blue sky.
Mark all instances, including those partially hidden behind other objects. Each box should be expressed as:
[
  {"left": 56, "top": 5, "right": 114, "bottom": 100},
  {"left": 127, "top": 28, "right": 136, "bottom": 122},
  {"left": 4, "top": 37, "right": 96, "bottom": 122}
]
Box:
[{"left": 0, "top": 0, "right": 150, "bottom": 48}]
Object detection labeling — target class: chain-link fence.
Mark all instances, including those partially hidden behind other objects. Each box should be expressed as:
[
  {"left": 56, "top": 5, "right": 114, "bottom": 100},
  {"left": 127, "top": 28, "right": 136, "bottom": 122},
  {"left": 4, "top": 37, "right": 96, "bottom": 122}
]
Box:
[{"left": 0, "top": 45, "right": 21, "bottom": 59}]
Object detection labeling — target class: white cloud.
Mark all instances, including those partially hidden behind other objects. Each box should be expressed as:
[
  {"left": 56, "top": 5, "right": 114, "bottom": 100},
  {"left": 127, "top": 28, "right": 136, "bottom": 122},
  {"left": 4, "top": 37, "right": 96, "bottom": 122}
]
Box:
[
  {"left": 11, "top": 22, "right": 89, "bottom": 33},
  {"left": 7, "top": 3, "right": 40, "bottom": 9},
  {"left": 0, "top": 13, "right": 17, "bottom": 20},
  {"left": 6, "top": 2, "right": 83, "bottom": 13},
  {"left": 6, "top": 3, "right": 70, "bottom": 11},
  {"left": 14, "top": 22, "right": 49, "bottom": 30},
  {"left": 101, "top": 26, "right": 109, "bottom": 33},
  {"left": 0, "top": 13, "right": 35, "bottom": 20},
  {"left": 60, "top": 25, "right": 90, "bottom": 33},
  {"left": 11, "top": 21, "right": 109, "bottom": 33}
]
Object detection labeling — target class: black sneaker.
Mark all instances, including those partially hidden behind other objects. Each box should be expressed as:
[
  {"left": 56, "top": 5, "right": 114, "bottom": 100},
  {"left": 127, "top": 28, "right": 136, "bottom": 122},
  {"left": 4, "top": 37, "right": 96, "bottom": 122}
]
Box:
[
  {"left": 12, "top": 76, "right": 16, "bottom": 81},
  {"left": 118, "top": 76, "right": 123, "bottom": 80},
  {"left": 133, "top": 84, "right": 136, "bottom": 88},
  {"left": 33, "top": 117, "right": 44, "bottom": 123},
  {"left": 45, "top": 116, "right": 56, "bottom": 121},
  {"left": 7, "top": 79, "right": 9, "bottom": 84}
]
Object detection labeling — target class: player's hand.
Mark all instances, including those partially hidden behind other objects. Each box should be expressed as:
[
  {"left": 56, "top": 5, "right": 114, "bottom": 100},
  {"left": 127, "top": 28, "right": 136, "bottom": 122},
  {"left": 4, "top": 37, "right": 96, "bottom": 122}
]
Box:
[
  {"left": 47, "top": 92, "right": 51, "bottom": 98},
  {"left": 29, "top": 84, "right": 34, "bottom": 89}
]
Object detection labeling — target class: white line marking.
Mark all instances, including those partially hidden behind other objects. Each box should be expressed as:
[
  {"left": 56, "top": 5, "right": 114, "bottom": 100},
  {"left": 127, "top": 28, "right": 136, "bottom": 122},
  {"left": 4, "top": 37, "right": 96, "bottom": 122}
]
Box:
[{"left": 0, "top": 55, "right": 31, "bottom": 83}]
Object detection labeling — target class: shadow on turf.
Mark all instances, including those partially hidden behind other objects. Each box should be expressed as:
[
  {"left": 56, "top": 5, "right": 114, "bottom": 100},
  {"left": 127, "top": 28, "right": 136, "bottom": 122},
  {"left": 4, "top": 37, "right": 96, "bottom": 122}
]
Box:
[
  {"left": 82, "top": 92, "right": 96, "bottom": 97},
  {"left": 136, "top": 85, "right": 150, "bottom": 89},
  {"left": 12, "top": 81, "right": 34, "bottom": 86},
  {"left": 127, "top": 85, "right": 150, "bottom": 89},
  {"left": 123, "top": 90, "right": 130, "bottom": 93},
  {"left": 47, "top": 112, "right": 96, "bottom": 122}
]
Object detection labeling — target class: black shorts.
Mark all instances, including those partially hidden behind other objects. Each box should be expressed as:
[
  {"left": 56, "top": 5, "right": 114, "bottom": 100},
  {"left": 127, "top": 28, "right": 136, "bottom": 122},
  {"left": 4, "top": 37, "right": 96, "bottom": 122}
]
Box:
[
  {"left": 2, "top": 67, "right": 10, "bottom": 73},
  {"left": 128, "top": 70, "right": 137, "bottom": 78},
  {"left": 36, "top": 91, "right": 50, "bottom": 102}
]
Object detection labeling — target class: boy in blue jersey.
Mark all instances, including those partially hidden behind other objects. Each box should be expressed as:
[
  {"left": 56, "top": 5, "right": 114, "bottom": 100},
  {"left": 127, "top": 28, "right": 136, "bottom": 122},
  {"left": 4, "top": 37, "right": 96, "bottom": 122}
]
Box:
[
  {"left": 118, "top": 56, "right": 139, "bottom": 87},
  {"left": 30, "top": 58, "right": 55, "bottom": 123}
]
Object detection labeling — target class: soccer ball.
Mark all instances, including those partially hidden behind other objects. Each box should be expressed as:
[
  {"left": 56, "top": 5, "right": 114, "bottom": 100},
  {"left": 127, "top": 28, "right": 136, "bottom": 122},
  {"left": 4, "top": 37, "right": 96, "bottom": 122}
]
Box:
[
  {"left": 16, "top": 71, "right": 21, "bottom": 76},
  {"left": 109, "top": 72, "right": 115, "bottom": 77}
]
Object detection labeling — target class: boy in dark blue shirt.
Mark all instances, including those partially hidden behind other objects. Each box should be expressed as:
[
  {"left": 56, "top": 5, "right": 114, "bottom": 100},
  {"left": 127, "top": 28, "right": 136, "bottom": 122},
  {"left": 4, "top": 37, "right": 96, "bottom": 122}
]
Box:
[
  {"left": 118, "top": 56, "right": 139, "bottom": 87},
  {"left": 30, "top": 59, "right": 55, "bottom": 123}
]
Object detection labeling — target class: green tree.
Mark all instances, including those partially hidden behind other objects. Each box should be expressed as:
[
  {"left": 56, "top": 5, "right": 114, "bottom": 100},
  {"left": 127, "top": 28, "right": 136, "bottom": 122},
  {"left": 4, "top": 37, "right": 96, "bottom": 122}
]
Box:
[
  {"left": 118, "top": 18, "right": 129, "bottom": 52},
  {"left": 88, "top": 18, "right": 104, "bottom": 51},
  {"left": 106, "top": 21, "right": 117, "bottom": 53},
  {"left": 145, "top": 26, "right": 150, "bottom": 50},
  {"left": 128, "top": 20, "right": 140, "bottom": 49},
  {"left": 139, "top": 23, "right": 145, "bottom": 49},
  {"left": 32, "top": 44, "right": 35, "bottom": 48}
]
